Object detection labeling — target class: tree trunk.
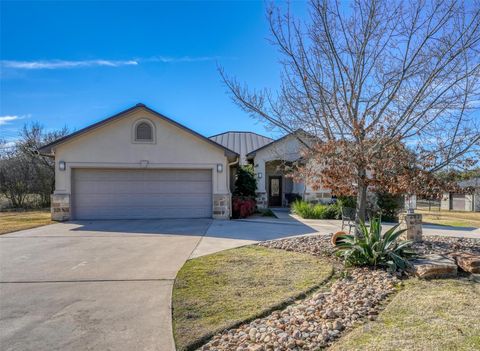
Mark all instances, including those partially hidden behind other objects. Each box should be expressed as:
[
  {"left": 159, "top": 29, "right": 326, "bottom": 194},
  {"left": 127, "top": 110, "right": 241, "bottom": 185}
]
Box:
[{"left": 355, "top": 170, "right": 367, "bottom": 235}]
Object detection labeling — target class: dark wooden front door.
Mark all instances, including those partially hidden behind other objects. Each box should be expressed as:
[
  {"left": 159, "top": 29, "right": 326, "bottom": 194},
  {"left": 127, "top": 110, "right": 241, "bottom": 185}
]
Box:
[{"left": 268, "top": 176, "right": 282, "bottom": 207}]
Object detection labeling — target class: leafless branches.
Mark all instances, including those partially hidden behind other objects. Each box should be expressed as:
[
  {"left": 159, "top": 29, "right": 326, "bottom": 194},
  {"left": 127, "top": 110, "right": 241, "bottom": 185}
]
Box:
[{"left": 220, "top": 0, "right": 480, "bottom": 220}]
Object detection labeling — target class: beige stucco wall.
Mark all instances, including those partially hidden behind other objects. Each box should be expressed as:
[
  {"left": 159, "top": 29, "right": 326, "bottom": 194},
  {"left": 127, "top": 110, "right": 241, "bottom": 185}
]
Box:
[
  {"left": 52, "top": 107, "right": 231, "bottom": 202},
  {"left": 253, "top": 134, "right": 330, "bottom": 205}
]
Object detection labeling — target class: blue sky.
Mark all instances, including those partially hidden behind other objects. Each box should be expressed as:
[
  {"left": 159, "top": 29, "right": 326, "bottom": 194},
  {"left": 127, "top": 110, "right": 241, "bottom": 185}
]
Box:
[{"left": 0, "top": 1, "right": 308, "bottom": 142}]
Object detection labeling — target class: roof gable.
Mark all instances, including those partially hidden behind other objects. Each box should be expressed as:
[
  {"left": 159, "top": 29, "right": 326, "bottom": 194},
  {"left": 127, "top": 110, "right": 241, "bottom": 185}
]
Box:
[
  {"left": 209, "top": 131, "right": 273, "bottom": 164},
  {"left": 39, "top": 104, "right": 238, "bottom": 158},
  {"left": 246, "top": 129, "right": 314, "bottom": 157}
]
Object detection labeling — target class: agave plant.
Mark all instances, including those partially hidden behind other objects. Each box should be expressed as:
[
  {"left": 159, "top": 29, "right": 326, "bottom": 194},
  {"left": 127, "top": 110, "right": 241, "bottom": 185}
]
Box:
[{"left": 335, "top": 218, "right": 415, "bottom": 272}]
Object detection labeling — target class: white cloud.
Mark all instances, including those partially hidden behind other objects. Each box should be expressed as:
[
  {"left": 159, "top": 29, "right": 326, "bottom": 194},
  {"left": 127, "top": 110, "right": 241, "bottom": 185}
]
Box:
[
  {"left": 1, "top": 59, "right": 139, "bottom": 70},
  {"left": 0, "top": 115, "right": 21, "bottom": 126},
  {"left": 146, "top": 56, "right": 227, "bottom": 63},
  {"left": 1, "top": 56, "right": 234, "bottom": 71}
]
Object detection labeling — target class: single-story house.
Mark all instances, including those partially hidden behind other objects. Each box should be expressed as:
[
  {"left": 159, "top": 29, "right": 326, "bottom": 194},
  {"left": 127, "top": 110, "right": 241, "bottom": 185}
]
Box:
[
  {"left": 39, "top": 104, "right": 330, "bottom": 221},
  {"left": 440, "top": 177, "right": 480, "bottom": 212}
]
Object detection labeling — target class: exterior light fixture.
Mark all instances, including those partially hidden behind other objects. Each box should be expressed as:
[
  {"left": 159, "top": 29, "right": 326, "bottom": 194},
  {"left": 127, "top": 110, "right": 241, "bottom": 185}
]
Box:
[
  {"left": 59, "top": 161, "right": 66, "bottom": 171},
  {"left": 217, "top": 164, "right": 223, "bottom": 173},
  {"left": 257, "top": 172, "right": 263, "bottom": 179}
]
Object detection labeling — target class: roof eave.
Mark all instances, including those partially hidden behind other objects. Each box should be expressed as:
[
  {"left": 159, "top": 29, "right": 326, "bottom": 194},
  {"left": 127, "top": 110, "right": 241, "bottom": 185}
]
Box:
[{"left": 37, "top": 104, "right": 239, "bottom": 158}]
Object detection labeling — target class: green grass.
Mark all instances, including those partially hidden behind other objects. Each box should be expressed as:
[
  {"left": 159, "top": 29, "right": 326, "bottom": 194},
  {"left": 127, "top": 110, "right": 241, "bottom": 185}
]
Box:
[
  {"left": 172, "top": 245, "right": 333, "bottom": 351},
  {"left": 330, "top": 279, "right": 480, "bottom": 351},
  {"left": 0, "top": 210, "right": 53, "bottom": 235}
]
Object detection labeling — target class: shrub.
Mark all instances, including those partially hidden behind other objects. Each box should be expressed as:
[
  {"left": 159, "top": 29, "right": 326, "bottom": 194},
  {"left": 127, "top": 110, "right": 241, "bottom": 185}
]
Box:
[
  {"left": 377, "top": 192, "right": 403, "bottom": 222},
  {"left": 232, "top": 196, "right": 256, "bottom": 218},
  {"left": 291, "top": 200, "right": 337, "bottom": 219},
  {"left": 234, "top": 165, "right": 257, "bottom": 197},
  {"left": 334, "top": 218, "right": 415, "bottom": 272}
]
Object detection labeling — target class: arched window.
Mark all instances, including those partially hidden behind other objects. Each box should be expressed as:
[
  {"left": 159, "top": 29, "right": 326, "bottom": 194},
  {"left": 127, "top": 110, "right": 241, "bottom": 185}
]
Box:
[{"left": 134, "top": 120, "right": 154, "bottom": 142}]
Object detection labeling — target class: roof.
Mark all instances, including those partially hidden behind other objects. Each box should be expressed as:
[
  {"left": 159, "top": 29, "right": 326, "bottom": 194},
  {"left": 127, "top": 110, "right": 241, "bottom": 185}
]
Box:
[
  {"left": 209, "top": 131, "right": 273, "bottom": 161},
  {"left": 39, "top": 103, "right": 239, "bottom": 158},
  {"left": 458, "top": 177, "right": 480, "bottom": 189},
  {"left": 246, "top": 129, "right": 314, "bottom": 157}
]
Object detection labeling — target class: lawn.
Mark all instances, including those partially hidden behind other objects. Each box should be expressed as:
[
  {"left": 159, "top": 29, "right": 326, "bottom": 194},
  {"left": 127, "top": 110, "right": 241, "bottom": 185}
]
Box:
[
  {"left": 0, "top": 210, "right": 53, "bottom": 234},
  {"left": 172, "top": 245, "right": 333, "bottom": 351},
  {"left": 330, "top": 278, "right": 480, "bottom": 351},
  {"left": 417, "top": 209, "right": 480, "bottom": 228}
]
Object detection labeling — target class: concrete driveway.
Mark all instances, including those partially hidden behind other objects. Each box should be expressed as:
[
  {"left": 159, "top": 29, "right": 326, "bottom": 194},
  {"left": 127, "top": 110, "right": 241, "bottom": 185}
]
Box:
[
  {"left": 0, "top": 220, "right": 210, "bottom": 351},
  {"left": 0, "top": 218, "right": 318, "bottom": 351}
]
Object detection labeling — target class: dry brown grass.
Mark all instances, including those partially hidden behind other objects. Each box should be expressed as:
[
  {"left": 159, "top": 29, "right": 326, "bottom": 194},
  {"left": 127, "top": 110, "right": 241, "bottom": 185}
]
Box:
[
  {"left": 172, "top": 245, "right": 333, "bottom": 351},
  {"left": 0, "top": 210, "right": 53, "bottom": 234},
  {"left": 330, "top": 279, "right": 480, "bottom": 351},
  {"left": 417, "top": 209, "right": 480, "bottom": 228}
]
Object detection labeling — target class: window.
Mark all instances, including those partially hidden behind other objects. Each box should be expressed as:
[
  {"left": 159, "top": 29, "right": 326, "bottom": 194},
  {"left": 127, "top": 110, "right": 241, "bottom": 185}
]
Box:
[{"left": 133, "top": 120, "right": 155, "bottom": 143}]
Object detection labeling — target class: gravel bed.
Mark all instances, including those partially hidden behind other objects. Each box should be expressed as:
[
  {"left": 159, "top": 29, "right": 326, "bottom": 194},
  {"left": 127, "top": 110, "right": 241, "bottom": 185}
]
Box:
[
  {"left": 412, "top": 236, "right": 480, "bottom": 255},
  {"left": 259, "top": 233, "right": 480, "bottom": 258},
  {"left": 258, "top": 234, "right": 335, "bottom": 259},
  {"left": 199, "top": 268, "right": 398, "bottom": 351}
]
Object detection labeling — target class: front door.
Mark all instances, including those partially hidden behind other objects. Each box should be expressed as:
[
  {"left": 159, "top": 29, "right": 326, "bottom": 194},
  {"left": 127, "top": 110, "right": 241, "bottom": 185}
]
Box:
[{"left": 268, "top": 176, "right": 282, "bottom": 207}]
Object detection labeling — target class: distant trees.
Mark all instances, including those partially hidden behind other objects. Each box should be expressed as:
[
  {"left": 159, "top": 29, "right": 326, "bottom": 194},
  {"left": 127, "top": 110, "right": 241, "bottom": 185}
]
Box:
[
  {"left": 220, "top": 0, "right": 480, "bottom": 226},
  {"left": 0, "top": 123, "right": 68, "bottom": 208}
]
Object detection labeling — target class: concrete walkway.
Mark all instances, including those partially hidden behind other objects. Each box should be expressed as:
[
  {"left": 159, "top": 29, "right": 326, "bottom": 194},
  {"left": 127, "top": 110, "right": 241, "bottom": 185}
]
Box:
[{"left": 271, "top": 209, "right": 480, "bottom": 239}]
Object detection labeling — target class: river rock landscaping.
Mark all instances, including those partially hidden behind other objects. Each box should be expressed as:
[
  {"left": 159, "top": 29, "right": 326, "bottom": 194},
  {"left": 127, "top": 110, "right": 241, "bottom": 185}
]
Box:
[
  {"left": 199, "top": 268, "right": 398, "bottom": 351},
  {"left": 196, "top": 233, "right": 479, "bottom": 351}
]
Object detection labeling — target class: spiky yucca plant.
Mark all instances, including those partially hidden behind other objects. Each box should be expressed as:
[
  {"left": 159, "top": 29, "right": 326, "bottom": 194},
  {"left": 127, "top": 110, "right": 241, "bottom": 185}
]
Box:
[{"left": 335, "top": 218, "right": 415, "bottom": 272}]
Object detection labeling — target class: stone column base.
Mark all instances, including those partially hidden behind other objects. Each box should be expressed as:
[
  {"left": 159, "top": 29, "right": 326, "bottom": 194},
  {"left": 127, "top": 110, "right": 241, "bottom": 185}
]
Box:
[
  {"left": 256, "top": 192, "right": 268, "bottom": 209},
  {"left": 213, "top": 193, "right": 231, "bottom": 219},
  {"left": 399, "top": 213, "right": 422, "bottom": 242},
  {"left": 51, "top": 194, "right": 71, "bottom": 221}
]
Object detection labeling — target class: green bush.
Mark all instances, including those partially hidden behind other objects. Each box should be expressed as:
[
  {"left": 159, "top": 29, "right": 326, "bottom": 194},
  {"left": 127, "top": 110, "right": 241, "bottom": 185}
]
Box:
[
  {"left": 234, "top": 165, "right": 257, "bottom": 197},
  {"left": 335, "top": 218, "right": 415, "bottom": 272},
  {"left": 377, "top": 192, "right": 403, "bottom": 222},
  {"left": 291, "top": 200, "right": 337, "bottom": 219}
]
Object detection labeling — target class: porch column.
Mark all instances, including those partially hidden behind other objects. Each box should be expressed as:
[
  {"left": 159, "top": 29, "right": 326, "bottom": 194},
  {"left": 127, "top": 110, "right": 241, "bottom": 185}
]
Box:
[{"left": 255, "top": 159, "right": 267, "bottom": 208}]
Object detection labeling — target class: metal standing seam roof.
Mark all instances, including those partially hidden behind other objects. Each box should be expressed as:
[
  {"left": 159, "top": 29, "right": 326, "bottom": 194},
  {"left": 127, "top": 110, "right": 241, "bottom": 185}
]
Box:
[{"left": 209, "top": 131, "right": 274, "bottom": 162}]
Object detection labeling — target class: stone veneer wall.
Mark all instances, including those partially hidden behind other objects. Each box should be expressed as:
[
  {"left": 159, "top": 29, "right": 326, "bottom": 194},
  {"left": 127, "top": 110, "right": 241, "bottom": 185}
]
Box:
[
  {"left": 256, "top": 192, "right": 268, "bottom": 209},
  {"left": 303, "top": 192, "right": 332, "bottom": 204},
  {"left": 399, "top": 213, "right": 423, "bottom": 242},
  {"left": 213, "top": 193, "right": 231, "bottom": 219},
  {"left": 51, "top": 194, "right": 71, "bottom": 221}
]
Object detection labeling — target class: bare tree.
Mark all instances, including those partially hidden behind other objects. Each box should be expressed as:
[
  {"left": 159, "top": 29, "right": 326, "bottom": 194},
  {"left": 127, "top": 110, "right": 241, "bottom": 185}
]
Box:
[
  {"left": 220, "top": 0, "right": 480, "bottom": 225},
  {"left": 0, "top": 123, "right": 69, "bottom": 208},
  {"left": 17, "top": 123, "right": 69, "bottom": 206}
]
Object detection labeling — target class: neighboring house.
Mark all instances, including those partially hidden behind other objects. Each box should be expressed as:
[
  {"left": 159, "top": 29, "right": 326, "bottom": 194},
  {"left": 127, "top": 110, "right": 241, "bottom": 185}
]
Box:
[
  {"left": 440, "top": 177, "right": 480, "bottom": 212},
  {"left": 39, "top": 104, "right": 329, "bottom": 221}
]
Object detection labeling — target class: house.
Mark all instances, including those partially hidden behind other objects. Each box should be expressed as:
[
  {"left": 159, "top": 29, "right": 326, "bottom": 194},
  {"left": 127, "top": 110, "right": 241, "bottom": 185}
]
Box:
[
  {"left": 39, "top": 104, "right": 330, "bottom": 221},
  {"left": 440, "top": 177, "right": 480, "bottom": 212}
]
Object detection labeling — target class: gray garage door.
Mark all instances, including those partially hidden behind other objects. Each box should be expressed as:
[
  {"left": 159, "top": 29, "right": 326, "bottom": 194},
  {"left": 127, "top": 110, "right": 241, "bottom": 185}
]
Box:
[
  {"left": 451, "top": 194, "right": 466, "bottom": 211},
  {"left": 72, "top": 168, "right": 212, "bottom": 219}
]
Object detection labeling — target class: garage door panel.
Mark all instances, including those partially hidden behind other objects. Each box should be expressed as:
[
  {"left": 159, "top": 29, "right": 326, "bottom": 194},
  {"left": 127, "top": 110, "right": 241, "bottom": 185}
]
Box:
[
  {"left": 75, "top": 181, "right": 211, "bottom": 195},
  {"left": 72, "top": 169, "right": 213, "bottom": 219},
  {"left": 75, "top": 194, "right": 212, "bottom": 207}
]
